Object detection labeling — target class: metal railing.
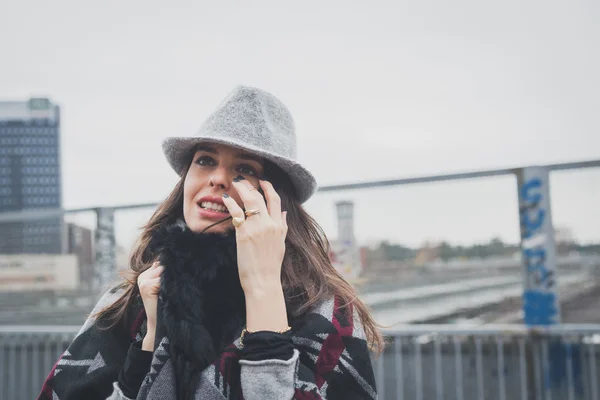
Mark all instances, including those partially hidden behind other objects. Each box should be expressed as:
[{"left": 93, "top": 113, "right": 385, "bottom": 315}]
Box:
[
  {"left": 1, "top": 158, "right": 599, "bottom": 305},
  {"left": 0, "top": 326, "right": 78, "bottom": 400},
  {"left": 376, "top": 325, "right": 600, "bottom": 400},
  {"left": 2, "top": 325, "right": 600, "bottom": 400}
]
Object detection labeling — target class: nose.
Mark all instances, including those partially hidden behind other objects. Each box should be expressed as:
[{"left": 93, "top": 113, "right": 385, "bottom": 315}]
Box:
[{"left": 209, "top": 166, "right": 232, "bottom": 190}]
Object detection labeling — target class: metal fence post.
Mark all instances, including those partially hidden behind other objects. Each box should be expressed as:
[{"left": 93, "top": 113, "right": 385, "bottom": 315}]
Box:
[
  {"left": 516, "top": 167, "right": 561, "bottom": 326},
  {"left": 517, "top": 167, "right": 561, "bottom": 399}
]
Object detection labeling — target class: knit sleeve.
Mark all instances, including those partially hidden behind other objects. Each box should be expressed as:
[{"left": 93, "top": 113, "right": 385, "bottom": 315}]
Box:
[
  {"left": 117, "top": 340, "right": 154, "bottom": 398},
  {"left": 239, "top": 330, "right": 295, "bottom": 361},
  {"left": 240, "top": 339, "right": 375, "bottom": 400},
  {"left": 239, "top": 297, "right": 378, "bottom": 400},
  {"left": 238, "top": 331, "right": 298, "bottom": 399}
]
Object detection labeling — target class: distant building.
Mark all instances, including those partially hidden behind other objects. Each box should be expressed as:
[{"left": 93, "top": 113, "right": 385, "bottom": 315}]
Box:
[
  {"left": 415, "top": 241, "right": 440, "bottom": 266},
  {"left": 0, "top": 253, "right": 78, "bottom": 292},
  {"left": 116, "top": 244, "right": 131, "bottom": 278},
  {"left": 66, "top": 223, "right": 95, "bottom": 290},
  {"left": 0, "top": 98, "right": 63, "bottom": 254},
  {"left": 330, "top": 201, "right": 362, "bottom": 281}
]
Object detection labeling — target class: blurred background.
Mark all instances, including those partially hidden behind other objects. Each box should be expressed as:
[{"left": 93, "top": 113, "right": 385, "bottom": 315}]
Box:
[{"left": 1, "top": 1, "right": 599, "bottom": 399}]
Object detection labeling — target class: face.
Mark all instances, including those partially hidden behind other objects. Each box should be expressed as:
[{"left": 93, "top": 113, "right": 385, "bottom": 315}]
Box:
[{"left": 183, "top": 143, "right": 264, "bottom": 233}]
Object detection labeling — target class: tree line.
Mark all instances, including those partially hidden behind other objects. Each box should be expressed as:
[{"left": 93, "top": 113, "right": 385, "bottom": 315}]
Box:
[{"left": 373, "top": 238, "right": 600, "bottom": 262}]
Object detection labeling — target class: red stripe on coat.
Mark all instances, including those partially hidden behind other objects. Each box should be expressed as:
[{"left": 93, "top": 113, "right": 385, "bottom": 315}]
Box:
[{"left": 314, "top": 296, "right": 354, "bottom": 388}]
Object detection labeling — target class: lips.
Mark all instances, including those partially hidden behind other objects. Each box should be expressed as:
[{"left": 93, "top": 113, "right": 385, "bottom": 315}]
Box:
[
  {"left": 198, "top": 200, "right": 229, "bottom": 214},
  {"left": 195, "top": 195, "right": 230, "bottom": 218}
]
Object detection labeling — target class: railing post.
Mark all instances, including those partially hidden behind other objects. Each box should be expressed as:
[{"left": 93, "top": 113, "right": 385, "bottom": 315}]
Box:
[
  {"left": 517, "top": 166, "right": 561, "bottom": 326},
  {"left": 517, "top": 167, "right": 561, "bottom": 399},
  {"left": 94, "top": 207, "right": 116, "bottom": 302}
]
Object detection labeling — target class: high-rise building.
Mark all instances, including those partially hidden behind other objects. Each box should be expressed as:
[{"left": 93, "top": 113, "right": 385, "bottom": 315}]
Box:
[{"left": 0, "top": 98, "right": 63, "bottom": 254}]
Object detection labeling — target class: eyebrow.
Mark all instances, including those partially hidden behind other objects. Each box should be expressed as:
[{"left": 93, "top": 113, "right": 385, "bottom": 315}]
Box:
[{"left": 195, "top": 144, "right": 264, "bottom": 164}]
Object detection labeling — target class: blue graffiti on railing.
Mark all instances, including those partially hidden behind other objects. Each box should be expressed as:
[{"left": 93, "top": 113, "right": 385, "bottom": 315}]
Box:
[
  {"left": 523, "top": 291, "right": 558, "bottom": 325},
  {"left": 523, "top": 247, "right": 554, "bottom": 290},
  {"left": 521, "top": 178, "right": 545, "bottom": 238},
  {"left": 519, "top": 174, "right": 558, "bottom": 326}
]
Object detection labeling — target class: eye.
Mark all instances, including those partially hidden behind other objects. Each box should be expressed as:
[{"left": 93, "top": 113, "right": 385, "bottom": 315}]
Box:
[
  {"left": 195, "top": 155, "right": 216, "bottom": 166},
  {"left": 238, "top": 164, "right": 258, "bottom": 176}
]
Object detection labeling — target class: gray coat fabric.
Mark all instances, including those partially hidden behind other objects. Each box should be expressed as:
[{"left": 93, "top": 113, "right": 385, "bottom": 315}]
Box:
[{"left": 106, "top": 353, "right": 300, "bottom": 400}]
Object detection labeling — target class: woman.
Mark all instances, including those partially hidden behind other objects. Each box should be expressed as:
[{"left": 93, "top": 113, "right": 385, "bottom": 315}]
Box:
[{"left": 38, "top": 86, "right": 382, "bottom": 400}]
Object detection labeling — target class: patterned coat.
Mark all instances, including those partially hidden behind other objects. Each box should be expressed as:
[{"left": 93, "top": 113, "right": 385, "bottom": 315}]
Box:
[{"left": 37, "top": 288, "right": 377, "bottom": 399}]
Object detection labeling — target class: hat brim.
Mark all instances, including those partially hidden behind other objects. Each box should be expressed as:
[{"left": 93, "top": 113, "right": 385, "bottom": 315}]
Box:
[{"left": 162, "top": 136, "right": 317, "bottom": 203}]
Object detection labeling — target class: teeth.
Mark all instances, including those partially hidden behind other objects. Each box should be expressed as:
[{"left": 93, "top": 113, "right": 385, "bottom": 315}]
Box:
[{"left": 200, "top": 201, "right": 228, "bottom": 213}]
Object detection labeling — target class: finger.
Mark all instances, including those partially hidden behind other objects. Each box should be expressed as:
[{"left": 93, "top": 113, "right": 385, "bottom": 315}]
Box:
[
  {"left": 231, "top": 176, "right": 268, "bottom": 215},
  {"left": 148, "top": 276, "right": 162, "bottom": 289},
  {"left": 139, "top": 266, "right": 162, "bottom": 285},
  {"left": 222, "top": 193, "right": 245, "bottom": 220},
  {"left": 259, "top": 179, "right": 282, "bottom": 222},
  {"left": 145, "top": 277, "right": 162, "bottom": 295},
  {"left": 146, "top": 264, "right": 164, "bottom": 279},
  {"left": 282, "top": 211, "right": 288, "bottom": 235},
  {"left": 139, "top": 276, "right": 161, "bottom": 291},
  {"left": 142, "top": 261, "right": 157, "bottom": 273}
]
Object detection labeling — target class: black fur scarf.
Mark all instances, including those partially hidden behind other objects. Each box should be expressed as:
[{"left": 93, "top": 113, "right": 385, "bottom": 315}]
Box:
[{"left": 147, "top": 220, "right": 246, "bottom": 400}]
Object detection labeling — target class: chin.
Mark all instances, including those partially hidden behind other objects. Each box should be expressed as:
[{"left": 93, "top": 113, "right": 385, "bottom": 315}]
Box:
[{"left": 185, "top": 217, "right": 232, "bottom": 234}]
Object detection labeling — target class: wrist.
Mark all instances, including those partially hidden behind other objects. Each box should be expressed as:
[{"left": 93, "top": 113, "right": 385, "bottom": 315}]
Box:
[
  {"left": 142, "top": 332, "right": 155, "bottom": 352},
  {"left": 146, "top": 322, "right": 156, "bottom": 334},
  {"left": 242, "top": 278, "right": 283, "bottom": 300},
  {"left": 245, "top": 284, "right": 288, "bottom": 332}
]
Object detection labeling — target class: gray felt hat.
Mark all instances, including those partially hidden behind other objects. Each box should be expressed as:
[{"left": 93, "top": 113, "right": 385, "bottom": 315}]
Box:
[{"left": 162, "top": 85, "right": 317, "bottom": 203}]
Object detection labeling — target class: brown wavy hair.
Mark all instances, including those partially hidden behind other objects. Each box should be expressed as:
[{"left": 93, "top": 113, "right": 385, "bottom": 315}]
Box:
[{"left": 96, "top": 155, "right": 384, "bottom": 355}]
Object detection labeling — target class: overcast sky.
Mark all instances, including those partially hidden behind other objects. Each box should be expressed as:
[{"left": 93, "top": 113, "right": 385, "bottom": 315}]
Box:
[{"left": 1, "top": 0, "right": 599, "bottom": 249}]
